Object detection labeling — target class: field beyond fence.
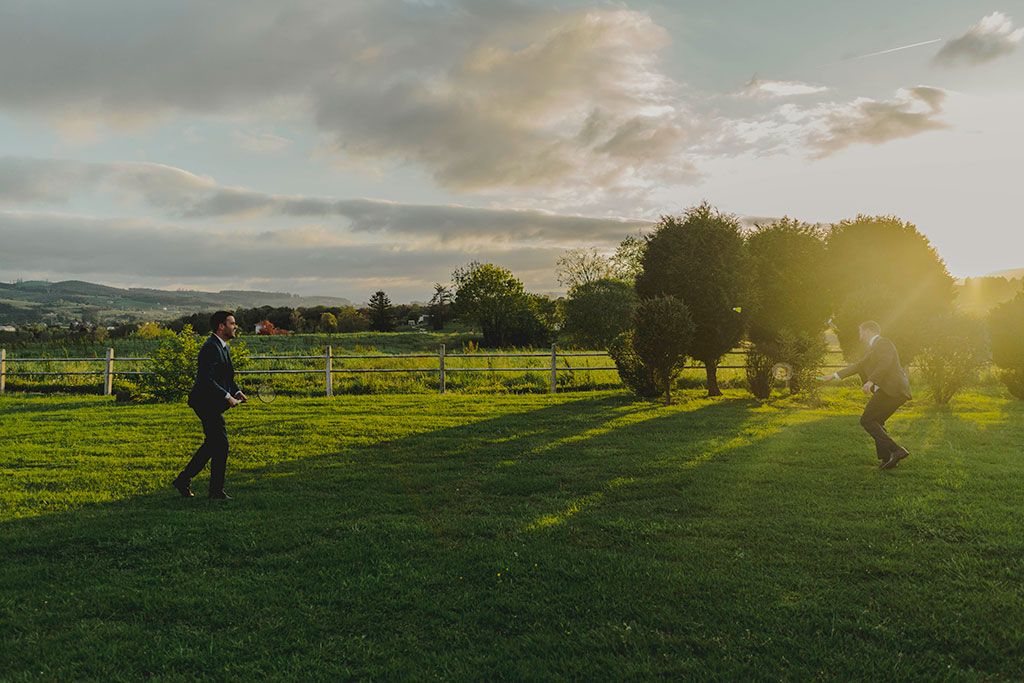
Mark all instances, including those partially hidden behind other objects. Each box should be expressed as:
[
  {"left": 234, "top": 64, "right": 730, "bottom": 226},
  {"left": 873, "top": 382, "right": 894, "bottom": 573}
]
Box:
[{"left": 0, "top": 332, "right": 856, "bottom": 396}]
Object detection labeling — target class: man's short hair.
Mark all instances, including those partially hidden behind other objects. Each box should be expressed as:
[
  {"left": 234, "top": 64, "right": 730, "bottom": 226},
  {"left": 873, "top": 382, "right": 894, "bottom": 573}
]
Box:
[
  {"left": 210, "top": 310, "right": 233, "bottom": 332},
  {"left": 859, "top": 320, "right": 881, "bottom": 335}
]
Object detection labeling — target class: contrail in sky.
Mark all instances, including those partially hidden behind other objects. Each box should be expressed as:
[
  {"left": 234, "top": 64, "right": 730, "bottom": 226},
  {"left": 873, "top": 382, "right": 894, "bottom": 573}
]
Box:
[{"left": 847, "top": 38, "right": 942, "bottom": 60}]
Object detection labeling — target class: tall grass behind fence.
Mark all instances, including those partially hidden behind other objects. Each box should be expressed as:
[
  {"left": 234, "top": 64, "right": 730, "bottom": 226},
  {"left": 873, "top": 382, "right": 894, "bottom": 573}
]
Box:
[{"left": 0, "top": 340, "right": 867, "bottom": 396}]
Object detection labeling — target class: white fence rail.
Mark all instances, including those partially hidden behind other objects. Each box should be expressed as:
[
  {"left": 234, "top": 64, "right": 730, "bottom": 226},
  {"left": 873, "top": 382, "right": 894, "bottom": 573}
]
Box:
[{"left": 0, "top": 345, "right": 850, "bottom": 397}]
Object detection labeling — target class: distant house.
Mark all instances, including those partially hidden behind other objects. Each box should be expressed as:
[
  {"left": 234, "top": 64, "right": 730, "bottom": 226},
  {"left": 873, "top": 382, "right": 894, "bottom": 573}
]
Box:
[{"left": 0, "top": 325, "right": 16, "bottom": 332}]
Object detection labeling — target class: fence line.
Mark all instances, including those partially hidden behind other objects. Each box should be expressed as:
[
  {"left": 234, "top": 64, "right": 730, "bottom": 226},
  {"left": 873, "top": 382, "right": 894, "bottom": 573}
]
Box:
[{"left": 0, "top": 345, "right": 851, "bottom": 397}]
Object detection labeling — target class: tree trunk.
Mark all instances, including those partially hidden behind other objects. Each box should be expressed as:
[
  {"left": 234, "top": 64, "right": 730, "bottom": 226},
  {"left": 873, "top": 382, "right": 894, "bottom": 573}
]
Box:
[{"left": 705, "top": 362, "right": 722, "bottom": 397}]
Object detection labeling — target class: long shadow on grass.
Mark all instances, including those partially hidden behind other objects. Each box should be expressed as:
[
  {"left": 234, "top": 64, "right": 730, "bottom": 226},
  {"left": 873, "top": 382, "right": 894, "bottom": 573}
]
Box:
[{"left": 0, "top": 394, "right": 768, "bottom": 677}]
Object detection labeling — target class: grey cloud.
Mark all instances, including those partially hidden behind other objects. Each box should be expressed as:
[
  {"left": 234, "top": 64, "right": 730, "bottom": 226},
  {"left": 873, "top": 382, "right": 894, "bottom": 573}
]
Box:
[
  {"left": 0, "top": 2, "right": 700, "bottom": 198},
  {"left": 803, "top": 87, "right": 950, "bottom": 158},
  {"left": 0, "top": 210, "right": 567, "bottom": 291},
  {"left": 314, "top": 8, "right": 698, "bottom": 194},
  {"left": 0, "top": 157, "right": 650, "bottom": 245},
  {"left": 0, "top": 157, "right": 214, "bottom": 208},
  {"left": 934, "top": 12, "right": 1024, "bottom": 68},
  {"left": 717, "top": 86, "right": 951, "bottom": 160}
]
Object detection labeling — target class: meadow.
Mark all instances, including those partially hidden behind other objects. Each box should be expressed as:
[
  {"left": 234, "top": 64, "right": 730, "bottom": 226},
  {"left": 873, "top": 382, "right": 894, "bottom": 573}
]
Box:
[{"left": 1, "top": 385, "right": 1022, "bottom": 679}]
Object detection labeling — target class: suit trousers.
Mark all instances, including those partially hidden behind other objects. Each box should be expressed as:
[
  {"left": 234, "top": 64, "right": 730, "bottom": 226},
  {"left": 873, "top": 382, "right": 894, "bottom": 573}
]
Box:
[
  {"left": 178, "top": 407, "right": 229, "bottom": 494},
  {"left": 859, "top": 389, "right": 907, "bottom": 460}
]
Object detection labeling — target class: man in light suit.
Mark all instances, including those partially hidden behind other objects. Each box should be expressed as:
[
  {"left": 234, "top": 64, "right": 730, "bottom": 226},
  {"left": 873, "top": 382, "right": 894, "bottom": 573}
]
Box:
[
  {"left": 820, "top": 321, "right": 911, "bottom": 469},
  {"left": 172, "top": 311, "right": 247, "bottom": 499}
]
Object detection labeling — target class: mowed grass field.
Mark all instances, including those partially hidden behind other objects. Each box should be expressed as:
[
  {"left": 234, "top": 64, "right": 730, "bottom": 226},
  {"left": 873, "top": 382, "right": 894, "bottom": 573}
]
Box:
[{"left": 1, "top": 387, "right": 1022, "bottom": 679}]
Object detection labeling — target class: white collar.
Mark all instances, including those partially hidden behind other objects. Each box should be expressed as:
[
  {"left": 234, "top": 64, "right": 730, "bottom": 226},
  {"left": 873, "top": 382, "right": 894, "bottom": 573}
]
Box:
[
  {"left": 213, "top": 333, "right": 230, "bottom": 348},
  {"left": 869, "top": 334, "right": 880, "bottom": 347}
]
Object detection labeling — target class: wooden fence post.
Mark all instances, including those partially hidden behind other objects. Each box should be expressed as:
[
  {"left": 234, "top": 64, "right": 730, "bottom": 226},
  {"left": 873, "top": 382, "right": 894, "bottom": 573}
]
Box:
[
  {"left": 438, "top": 344, "right": 446, "bottom": 394},
  {"left": 550, "top": 344, "right": 557, "bottom": 394},
  {"left": 103, "top": 347, "right": 114, "bottom": 396},
  {"left": 0, "top": 348, "right": 5, "bottom": 394},
  {"left": 325, "top": 345, "right": 333, "bottom": 397}
]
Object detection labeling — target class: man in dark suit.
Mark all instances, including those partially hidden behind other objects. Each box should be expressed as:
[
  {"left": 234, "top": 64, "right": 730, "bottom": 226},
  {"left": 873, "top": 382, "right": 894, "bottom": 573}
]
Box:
[
  {"left": 172, "top": 311, "right": 247, "bottom": 499},
  {"left": 820, "top": 321, "right": 911, "bottom": 469}
]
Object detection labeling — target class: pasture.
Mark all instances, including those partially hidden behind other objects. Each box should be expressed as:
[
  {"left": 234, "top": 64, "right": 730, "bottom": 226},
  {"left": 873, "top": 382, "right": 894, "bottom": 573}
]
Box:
[{"left": 1, "top": 387, "right": 1022, "bottom": 679}]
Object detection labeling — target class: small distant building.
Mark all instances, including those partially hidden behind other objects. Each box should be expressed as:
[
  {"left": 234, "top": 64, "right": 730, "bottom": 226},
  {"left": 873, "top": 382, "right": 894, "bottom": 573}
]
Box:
[{"left": 0, "top": 325, "right": 16, "bottom": 332}]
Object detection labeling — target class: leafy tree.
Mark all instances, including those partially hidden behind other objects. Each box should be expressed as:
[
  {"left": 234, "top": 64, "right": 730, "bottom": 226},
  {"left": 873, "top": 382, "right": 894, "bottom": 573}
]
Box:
[
  {"left": 368, "top": 290, "right": 395, "bottom": 332},
  {"left": 428, "top": 284, "right": 453, "bottom": 330},
  {"left": 133, "top": 321, "right": 174, "bottom": 339},
  {"left": 289, "top": 309, "right": 305, "bottom": 332},
  {"left": 988, "top": 286, "right": 1024, "bottom": 399},
  {"left": 635, "top": 203, "right": 747, "bottom": 396},
  {"left": 917, "top": 312, "right": 988, "bottom": 404},
  {"left": 319, "top": 311, "right": 338, "bottom": 333},
  {"left": 826, "top": 215, "right": 955, "bottom": 364},
  {"left": 744, "top": 218, "right": 830, "bottom": 395},
  {"left": 452, "top": 262, "right": 552, "bottom": 347},
  {"left": 336, "top": 306, "right": 370, "bottom": 333},
  {"left": 561, "top": 278, "right": 635, "bottom": 349}
]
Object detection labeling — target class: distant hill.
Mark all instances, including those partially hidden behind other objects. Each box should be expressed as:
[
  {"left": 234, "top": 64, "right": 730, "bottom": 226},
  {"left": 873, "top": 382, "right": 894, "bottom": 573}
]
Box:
[
  {"left": 988, "top": 267, "right": 1024, "bottom": 280},
  {"left": 0, "top": 280, "right": 352, "bottom": 326}
]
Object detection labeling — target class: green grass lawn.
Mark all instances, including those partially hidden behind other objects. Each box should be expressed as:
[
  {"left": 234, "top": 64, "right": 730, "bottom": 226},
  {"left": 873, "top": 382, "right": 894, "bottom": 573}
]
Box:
[{"left": 1, "top": 388, "right": 1022, "bottom": 679}]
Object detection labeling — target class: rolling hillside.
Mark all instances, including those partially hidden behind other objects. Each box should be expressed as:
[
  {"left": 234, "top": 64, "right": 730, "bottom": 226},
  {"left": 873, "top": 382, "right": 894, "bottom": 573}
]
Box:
[{"left": 0, "top": 280, "right": 352, "bottom": 325}]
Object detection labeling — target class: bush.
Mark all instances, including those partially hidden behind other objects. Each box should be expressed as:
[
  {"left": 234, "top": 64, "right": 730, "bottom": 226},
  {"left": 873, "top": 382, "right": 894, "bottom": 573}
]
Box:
[
  {"left": 610, "top": 296, "right": 694, "bottom": 404},
  {"left": 745, "top": 348, "right": 774, "bottom": 400},
  {"left": 988, "top": 289, "right": 1024, "bottom": 399},
  {"left": 608, "top": 332, "right": 660, "bottom": 399},
  {"left": 997, "top": 369, "right": 1024, "bottom": 400},
  {"left": 917, "top": 313, "right": 988, "bottom": 404},
  {"left": 133, "top": 325, "right": 201, "bottom": 402},
  {"left": 745, "top": 331, "right": 826, "bottom": 400},
  {"left": 776, "top": 329, "right": 828, "bottom": 397}
]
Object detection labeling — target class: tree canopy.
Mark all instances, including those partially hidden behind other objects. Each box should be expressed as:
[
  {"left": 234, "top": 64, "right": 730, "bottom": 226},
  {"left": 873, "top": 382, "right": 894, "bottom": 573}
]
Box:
[
  {"left": 368, "top": 290, "right": 395, "bottom": 332},
  {"left": 452, "top": 262, "right": 551, "bottom": 347},
  {"left": 826, "top": 214, "right": 954, "bottom": 363},
  {"left": 635, "top": 202, "right": 746, "bottom": 396},
  {"left": 561, "top": 278, "right": 635, "bottom": 349}
]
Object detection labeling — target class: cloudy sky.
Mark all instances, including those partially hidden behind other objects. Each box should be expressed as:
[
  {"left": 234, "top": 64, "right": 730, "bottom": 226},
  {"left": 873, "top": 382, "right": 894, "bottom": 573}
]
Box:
[{"left": 1, "top": 1, "right": 1022, "bottom": 302}]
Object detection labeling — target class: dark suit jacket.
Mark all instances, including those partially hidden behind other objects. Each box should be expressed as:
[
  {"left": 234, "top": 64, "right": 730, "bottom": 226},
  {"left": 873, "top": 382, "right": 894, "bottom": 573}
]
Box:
[
  {"left": 837, "top": 336, "right": 911, "bottom": 400},
  {"left": 188, "top": 335, "right": 241, "bottom": 414}
]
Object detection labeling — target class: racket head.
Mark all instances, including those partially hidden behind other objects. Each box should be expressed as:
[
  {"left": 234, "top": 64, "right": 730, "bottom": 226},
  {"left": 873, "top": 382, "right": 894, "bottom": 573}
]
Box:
[
  {"left": 771, "top": 362, "right": 794, "bottom": 382},
  {"left": 257, "top": 383, "right": 277, "bottom": 403}
]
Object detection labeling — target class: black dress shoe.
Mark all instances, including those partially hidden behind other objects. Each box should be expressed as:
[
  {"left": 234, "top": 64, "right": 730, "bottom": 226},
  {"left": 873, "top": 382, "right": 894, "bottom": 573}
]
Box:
[
  {"left": 882, "top": 447, "right": 909, "bottom": 470},
  {"left": 208, "top": 491, "right": 232, "bottom": 500},
  {"left": 172, "top": 478, "right": 194, "bottom": 498}
]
